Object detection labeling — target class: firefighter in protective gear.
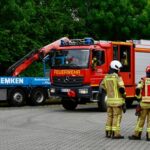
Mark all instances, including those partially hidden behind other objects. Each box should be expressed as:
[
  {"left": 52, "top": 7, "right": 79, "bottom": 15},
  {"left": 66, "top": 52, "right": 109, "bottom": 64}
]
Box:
[
  {"left": 121, "top": 51, "right": 128, "bottom": 66},
  {"left": 92, "top": 56, "right": 98, "bottom": 70},
  {"left": 100, "top": 60, "right": 126, "bottom": 139},
  {"left": 129, "top": 65, "right": 150, "bottom": 141}
]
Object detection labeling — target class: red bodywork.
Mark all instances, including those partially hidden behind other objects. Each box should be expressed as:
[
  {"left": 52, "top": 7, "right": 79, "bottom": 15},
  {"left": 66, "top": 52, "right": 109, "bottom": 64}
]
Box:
[
  {"left": 50, "top": 43, "right": 112, "bottom": 87},
  {"left": 141, "top": 78, "right": 150, "bottom": 97},
  {"left": 50, "top": 40, "right": 150, "bottom": 99}
]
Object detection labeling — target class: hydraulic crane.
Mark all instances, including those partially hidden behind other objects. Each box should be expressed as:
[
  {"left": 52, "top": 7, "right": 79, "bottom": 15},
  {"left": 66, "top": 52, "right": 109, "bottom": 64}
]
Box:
[
  {"left": 6, "top": 37, "right": 69, "bottom": 76},
  {"left": 0, "top": 37, "right": 69, "bottom": 106}
]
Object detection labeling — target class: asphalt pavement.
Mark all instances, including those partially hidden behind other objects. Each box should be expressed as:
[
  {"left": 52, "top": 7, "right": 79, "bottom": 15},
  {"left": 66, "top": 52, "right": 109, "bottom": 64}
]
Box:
[{"left": 0, "top": 103, "right": 149, "bottom": 150}]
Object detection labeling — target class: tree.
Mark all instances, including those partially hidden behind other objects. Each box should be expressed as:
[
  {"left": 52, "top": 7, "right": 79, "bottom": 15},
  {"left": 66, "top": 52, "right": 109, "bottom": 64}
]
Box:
[{"left": 0, "top": 0, "right": 150, "bottom": 76}]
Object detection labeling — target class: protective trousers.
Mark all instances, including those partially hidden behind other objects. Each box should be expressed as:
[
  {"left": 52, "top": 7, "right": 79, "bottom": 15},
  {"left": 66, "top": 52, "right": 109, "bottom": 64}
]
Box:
[
  {"left": 134, "top": 109, "right": 150, "bottom": 138},
  {"left": 105, "top": 106, "right": 122, "bottom": 137}
]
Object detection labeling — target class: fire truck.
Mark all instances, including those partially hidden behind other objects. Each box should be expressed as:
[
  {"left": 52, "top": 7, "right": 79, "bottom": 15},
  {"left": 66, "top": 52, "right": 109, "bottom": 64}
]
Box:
[
  {"left": 0, "top": 37, "right": 69, "bottom": 106},
  {"left": 49, "top": 38, "right": 150, "bottom": 111}
]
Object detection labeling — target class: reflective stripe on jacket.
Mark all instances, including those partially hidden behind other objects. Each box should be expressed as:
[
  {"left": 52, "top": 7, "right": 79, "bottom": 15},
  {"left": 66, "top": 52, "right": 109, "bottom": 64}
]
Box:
[
  {"left": 136, "top": 78, "right": 150, "bottom": 108},
  {"left": 100, "top": 73, "right": 125, "bottom": 107}
]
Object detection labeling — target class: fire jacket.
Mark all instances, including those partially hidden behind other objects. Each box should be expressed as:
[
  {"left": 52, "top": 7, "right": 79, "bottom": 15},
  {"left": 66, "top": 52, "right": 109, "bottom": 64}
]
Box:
[
  {"left": 136, "top": 77, "right": 150, "bottom": 109},
  {"left": 92, "top": 57, "right": 98, "bottom": 69},
  {"left": 100, "top": 73, "right": 125, "bottom": 107}
]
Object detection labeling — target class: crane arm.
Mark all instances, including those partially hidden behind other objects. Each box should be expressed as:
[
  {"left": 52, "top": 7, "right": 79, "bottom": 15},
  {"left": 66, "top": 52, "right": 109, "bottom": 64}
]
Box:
[{"left": 6, "top": 37, "right": 70, "bottom": 76}]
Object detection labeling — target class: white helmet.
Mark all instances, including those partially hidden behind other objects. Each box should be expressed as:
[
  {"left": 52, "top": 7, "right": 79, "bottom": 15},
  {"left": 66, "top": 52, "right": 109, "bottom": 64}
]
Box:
[{"left": 110, "top": 60, "right": 122, "bottom": 71}]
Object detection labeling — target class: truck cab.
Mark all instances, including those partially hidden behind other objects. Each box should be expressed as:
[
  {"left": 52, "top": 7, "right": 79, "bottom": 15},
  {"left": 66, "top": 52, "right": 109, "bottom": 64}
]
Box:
[{"left": 49, "top": 38, "right": 136, "bottom": 111}]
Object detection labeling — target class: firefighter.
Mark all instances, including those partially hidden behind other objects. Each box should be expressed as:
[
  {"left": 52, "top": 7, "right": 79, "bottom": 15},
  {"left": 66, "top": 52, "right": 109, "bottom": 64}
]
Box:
[
  {"left": 129, "top": 65, "right": 150, "bottom": 141},
  {"left": 92, "top": 50, "right": 99, "bottom": 70},
  {"left": 121, "top": 51, "right": 128, "bottom": 66},
  {"left": 100, "top": 60, "right": 126, "bottom": 139},
  {"left": 92, "top": 56, "right": 98, "bottom": 70}
]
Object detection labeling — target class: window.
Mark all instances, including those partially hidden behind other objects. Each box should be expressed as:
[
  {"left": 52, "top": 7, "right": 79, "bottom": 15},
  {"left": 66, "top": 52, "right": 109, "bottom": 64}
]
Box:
[
  {"left": 92, "top": 50, "right": 105, "bottom": 66},
  {"left": 113, "top": 45, "right": 119, "bottom": 60},
  {"left": 120, "top": 45, "right": 130, "bottom": 72},
  {"left": 49, "top": 49, "right": 90, "bottom": 69}
]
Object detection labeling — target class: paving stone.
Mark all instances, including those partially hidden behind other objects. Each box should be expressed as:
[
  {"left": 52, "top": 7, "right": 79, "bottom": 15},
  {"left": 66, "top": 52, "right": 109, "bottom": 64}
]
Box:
[{"left": 0, "top": 104, "right": 149, "bottom": 150}]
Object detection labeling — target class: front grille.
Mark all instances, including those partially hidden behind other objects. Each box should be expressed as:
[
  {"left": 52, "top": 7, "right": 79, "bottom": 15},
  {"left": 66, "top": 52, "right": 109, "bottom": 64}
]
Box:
[{"left": 53, "top": 76, "right": 84, "bottom": 87}]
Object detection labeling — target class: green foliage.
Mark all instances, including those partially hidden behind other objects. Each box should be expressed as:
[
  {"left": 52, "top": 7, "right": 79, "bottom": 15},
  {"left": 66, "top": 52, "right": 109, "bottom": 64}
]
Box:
[
  {"left": 0, "top": 0, "right": 150, "bottom": 76},
  {"left": 20, "top": 62, "right": 44, "bottom": 77}
]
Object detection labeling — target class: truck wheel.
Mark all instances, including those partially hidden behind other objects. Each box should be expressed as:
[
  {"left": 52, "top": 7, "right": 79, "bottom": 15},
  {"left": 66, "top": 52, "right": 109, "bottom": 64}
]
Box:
[
  {"left": 98, "top": 91, "right": 107, "bottom": 112},
  {"left": 9, "top": 89, "right": 25, "bottom": 106},
  {"left": 61, "top": 98, "right": 78, "bottom": 110},
  {"left": 30, "top": 88, "right": 47, "bottom": 105}
]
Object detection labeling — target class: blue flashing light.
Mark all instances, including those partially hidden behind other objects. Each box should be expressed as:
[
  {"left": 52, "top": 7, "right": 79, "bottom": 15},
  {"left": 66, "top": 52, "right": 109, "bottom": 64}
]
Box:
[{"left": 84, "top": 38, "right": 94, "bottom": 45}]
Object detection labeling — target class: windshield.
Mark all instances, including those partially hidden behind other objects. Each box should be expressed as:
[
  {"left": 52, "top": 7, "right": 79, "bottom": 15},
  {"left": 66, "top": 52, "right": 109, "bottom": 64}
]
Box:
[{"left": 50, "top": 49, "right": 90, "bottom": 69}]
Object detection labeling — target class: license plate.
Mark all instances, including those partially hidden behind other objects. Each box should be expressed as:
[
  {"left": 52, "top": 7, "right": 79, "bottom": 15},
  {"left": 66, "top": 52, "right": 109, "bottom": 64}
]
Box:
[{"left": 61, "top": 89, "right": 70, "bottom": 92}]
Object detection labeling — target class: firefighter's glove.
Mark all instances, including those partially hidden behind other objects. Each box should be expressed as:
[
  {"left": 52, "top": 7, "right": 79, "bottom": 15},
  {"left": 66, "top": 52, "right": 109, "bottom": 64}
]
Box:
[
  {"left": 135, "top": 104, "right": 141, "bottom": 116},
  {"left": 136, "top": 88, "right": 140, "bottom": 96},
  {"left": 122, "top": 103, "right": 127, "bottom": 113},
  {"left": 119, "top": 87, "right": 125, "bottom": 94},
  {"left": 119, "top": 87, "right": 126, "bottom": 98}
]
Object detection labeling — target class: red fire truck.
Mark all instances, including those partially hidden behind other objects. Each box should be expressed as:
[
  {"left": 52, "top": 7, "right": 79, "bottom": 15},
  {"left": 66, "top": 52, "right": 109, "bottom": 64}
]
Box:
[{"left": 49, "top": 38, "right": 150, "bottom": 111}]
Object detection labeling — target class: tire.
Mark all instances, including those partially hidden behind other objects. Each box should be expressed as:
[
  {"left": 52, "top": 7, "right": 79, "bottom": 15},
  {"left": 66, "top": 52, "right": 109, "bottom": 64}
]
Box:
[
  {"left": 29, "top": 88, "right": 47, "bottom": 106},
  {"left": 61, "top": 98, "right": 78, "bottom": 110},
  {"left": 98, "top": 90, "right": 107, "bottom": 112},
  {"left": 9, "top": 88, "right": 25, "bottom": 106}
]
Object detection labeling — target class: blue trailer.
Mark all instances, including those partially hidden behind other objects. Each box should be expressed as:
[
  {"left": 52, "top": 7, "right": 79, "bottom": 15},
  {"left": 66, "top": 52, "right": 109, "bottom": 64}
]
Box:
[
  {"left": 0, "top": 56, "right": 51, "bottom": 106},
  {"left": 0, "top": 77, "right": 50, "bottom": 106}
]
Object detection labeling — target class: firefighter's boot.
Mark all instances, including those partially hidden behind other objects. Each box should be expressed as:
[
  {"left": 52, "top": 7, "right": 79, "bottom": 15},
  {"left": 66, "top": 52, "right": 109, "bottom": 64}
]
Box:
[
  {"left": 106, "top": 131, "right": 111, "bottom": 138},
  {"left": 111, "top": 131, "right": 124, "bottom": 139},
  {"left": 128, "top": 132, "right": 141, "bottom": 140},
  {"left": 146, "top": 132, "right": 150, "bottom": 141},
  {"left": 112, "top": 135, "right": 124, "bottom": 139}
]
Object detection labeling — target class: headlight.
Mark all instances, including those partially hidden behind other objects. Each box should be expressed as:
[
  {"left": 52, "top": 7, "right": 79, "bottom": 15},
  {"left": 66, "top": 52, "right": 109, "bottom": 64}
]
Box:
[
  {"left": 79, "top": 89, "right": 88, "bottom": 94},
  {"left": 50, "top": 88, "right": 55, "bottom": 93}
]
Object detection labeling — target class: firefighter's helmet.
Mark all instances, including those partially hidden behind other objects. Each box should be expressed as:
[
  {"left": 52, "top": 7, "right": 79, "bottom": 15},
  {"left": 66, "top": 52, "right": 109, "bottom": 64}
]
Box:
[
  {"left": 146, "top": 65, "right": 150, "bottom": 77},
  {"left": 110, "top": 60, "right": 122, "bottom": 71}
]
